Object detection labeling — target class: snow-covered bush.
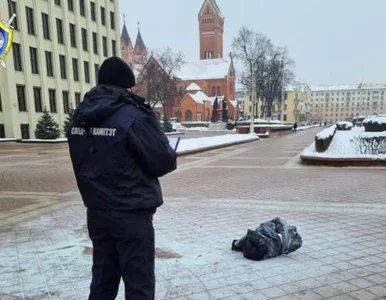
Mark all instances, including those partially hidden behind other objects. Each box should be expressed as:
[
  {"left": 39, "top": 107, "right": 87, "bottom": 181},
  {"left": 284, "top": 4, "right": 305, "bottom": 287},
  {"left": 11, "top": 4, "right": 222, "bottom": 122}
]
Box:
[
  {"left": 315, "top": 125, "right": 337, "bottom": 153},
  {"left": 353, "top": 136, "right": 386, "bottom": 155},
  {"left": 336, "top": 121, "right": 353, "bottom": 131},
  {"left": 363, "top": 117, "right": 386, "bottom": 132}
]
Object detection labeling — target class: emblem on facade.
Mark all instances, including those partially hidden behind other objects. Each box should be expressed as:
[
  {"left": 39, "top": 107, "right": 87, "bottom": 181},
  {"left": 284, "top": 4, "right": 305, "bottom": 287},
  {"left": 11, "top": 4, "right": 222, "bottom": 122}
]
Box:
[{"left": 0, "top": 14, "right": 16, "bottom": 68}]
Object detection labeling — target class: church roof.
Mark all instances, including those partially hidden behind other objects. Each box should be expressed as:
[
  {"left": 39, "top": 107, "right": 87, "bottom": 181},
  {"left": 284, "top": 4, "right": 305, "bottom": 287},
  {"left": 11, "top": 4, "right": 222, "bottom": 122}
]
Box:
[
  {"left": 121, "top": 23, "right": 132, "bottom": 45},
  {"left": 189, "top": 91, "right": 209, "bottom": 104},
  {"left": 135, "top": 29, "right": 146, "bottom": 50},
  {"left": 186, "top": 83, "right": 202, "bottom": 92},
  {"left": 177, "top": 59, "right": 230, "bottom": 80},
  {"left": 199, "top": 0, "right": 224, "bottom": 18}
]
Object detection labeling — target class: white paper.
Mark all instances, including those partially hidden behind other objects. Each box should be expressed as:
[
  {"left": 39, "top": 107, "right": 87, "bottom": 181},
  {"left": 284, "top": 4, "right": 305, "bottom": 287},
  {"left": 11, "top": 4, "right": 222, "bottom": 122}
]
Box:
[{"left": 168, "top": 137, "right": 180, "bottom": 151}]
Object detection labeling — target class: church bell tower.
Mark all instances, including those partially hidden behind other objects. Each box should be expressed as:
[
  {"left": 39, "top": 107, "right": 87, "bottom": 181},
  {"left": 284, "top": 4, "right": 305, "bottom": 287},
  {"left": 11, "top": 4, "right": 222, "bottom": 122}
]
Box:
[{"left": 198, "top": 0, "right": 224, "bottom": 60}]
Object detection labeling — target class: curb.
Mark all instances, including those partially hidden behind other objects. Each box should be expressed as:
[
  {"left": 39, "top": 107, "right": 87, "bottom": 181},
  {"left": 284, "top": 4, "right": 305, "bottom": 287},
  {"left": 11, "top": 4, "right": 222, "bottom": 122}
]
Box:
[
  {"left": 18, "top": 140, "right": 68, "bottom": 144},
  {"left": 166, "top": 132, "right": 185, "bottom": 136},
  {"left": 177, "top": 138, "right": 259, "bottom": 157},
  {"left": 0, "top": 139, "right": 21, "bottom": 143},
  {"left": 300, "top": 155, "right": 386, "bottom": 167}
]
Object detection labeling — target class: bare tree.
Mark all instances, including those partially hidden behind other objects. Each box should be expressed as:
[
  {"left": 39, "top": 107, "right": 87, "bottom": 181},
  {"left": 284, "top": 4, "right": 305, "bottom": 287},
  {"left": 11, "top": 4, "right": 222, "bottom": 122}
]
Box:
[
  {"left": 233, "top": 27, "right": 295, "bottom": 119},
  {"left": 232, "top": 27, "right": 272, "bottom": 117},
  {"left": 134, "top": 47, "right": 185, "bottom": 119}
]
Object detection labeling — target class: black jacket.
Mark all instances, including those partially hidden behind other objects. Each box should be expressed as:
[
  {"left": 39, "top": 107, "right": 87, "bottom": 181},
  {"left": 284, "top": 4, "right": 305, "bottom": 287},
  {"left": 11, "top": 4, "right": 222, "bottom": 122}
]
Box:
[{"left": 68, "top": 85, "right": 177, "bottom": 211}]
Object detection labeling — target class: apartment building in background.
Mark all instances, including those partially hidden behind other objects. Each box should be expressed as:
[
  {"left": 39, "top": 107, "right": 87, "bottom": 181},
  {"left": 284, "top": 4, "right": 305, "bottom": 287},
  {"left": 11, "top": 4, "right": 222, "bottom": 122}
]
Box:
[
  {"left": 242, "top": 82, "right": 312, "bottom": 123},
  {"left": 0, "top": 0, "right": 120, "bottom": 139},
  {"left": 309, "top": 83, "right": 386, "bottom": 123}
]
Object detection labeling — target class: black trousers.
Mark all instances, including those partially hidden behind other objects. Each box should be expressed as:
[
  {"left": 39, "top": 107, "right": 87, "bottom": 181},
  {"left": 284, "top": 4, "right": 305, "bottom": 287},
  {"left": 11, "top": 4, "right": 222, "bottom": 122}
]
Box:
[{"left": 87, "top": 209, "right": 155, "bottom": 300}]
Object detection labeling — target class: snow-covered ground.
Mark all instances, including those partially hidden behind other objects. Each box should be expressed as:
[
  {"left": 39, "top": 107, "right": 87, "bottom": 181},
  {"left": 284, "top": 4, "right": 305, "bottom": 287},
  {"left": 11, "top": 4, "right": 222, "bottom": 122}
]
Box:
[
  {"left": 20, "top": 138, "right": 68, "bottom": 143},
  {"left": 303, "top": 130, "right": 386, "bottom": 159},
  {"left": 177, "top": 134, "right": 259, "bottom": 153},
  {"left": 297, "top": 125, "right": 320, "bottom": 131}
]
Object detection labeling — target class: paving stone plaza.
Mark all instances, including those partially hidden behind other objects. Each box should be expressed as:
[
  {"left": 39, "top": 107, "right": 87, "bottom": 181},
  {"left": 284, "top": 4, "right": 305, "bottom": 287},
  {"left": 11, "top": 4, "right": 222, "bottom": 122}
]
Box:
[{"left": 1, "top": 129, "right": 386, "bottom": 300}]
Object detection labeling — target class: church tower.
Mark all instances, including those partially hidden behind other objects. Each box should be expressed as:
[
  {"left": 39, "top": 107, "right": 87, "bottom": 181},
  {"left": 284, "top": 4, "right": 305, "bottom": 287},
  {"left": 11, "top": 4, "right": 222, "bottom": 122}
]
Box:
[
  {"left": 133, "top": 23, "right": 148, "bottom": 66},
  {"left": 198, "top": 0, "right": 224, "bottom": 60},
  {"left": 120, "top": 18, "right": 134, "bottom": 68}
]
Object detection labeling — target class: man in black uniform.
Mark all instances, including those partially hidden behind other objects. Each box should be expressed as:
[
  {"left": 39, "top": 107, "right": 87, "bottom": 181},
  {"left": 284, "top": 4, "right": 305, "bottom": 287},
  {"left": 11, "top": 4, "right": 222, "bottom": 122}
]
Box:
[{"left": 68, "top": 57, "right": 177, "bottom": 300}]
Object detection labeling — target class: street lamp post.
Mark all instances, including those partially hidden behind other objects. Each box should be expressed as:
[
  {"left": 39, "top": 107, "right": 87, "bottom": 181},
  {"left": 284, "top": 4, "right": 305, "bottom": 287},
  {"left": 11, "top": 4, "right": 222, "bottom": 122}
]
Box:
[{"left": 250, "top": 71, "right": 255, "bottom": 134}]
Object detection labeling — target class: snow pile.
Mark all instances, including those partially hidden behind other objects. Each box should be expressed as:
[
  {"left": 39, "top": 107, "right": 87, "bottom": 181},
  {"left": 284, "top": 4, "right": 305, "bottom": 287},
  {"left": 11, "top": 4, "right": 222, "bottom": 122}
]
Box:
[
  {"left": 20, "top": 138, "right": 68, "bottom": 143},
  {"left": 316, "top": 125, "right": 337, "bottom": 139},
  {"left": 177, "top": 134, "right": 259, "bottom": 153},
  {"left": 302, "top": 130, "right": 386, "bottom": 159},
  {"left": 337, "top": 121, "right": 353, "bottom": 128},
  {"left": 363, "top": 116, "right": 386, "bottom": 125},
  {"left": 186, "top": 127, "right": 208, "bottom": 132}
]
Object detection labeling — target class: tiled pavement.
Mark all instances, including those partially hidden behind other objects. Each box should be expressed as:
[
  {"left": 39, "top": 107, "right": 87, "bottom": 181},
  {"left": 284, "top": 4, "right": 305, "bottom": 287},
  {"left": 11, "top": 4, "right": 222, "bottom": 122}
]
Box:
[{"left": 1, "top": 129, "right": 386, "bottom": 299}]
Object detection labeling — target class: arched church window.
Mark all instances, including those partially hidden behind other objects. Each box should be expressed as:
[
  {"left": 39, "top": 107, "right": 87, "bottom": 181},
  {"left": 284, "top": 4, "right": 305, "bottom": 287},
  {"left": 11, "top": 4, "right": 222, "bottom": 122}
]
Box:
[{"left": 185, "top": 110, "right": 192, "bottom": 121}]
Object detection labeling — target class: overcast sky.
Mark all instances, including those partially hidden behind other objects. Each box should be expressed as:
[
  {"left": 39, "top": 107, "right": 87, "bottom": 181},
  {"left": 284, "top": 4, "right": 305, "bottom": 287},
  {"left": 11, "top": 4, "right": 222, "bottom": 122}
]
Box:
[{"left": 120, "top": 0, "right": 386, "bottom": 86}]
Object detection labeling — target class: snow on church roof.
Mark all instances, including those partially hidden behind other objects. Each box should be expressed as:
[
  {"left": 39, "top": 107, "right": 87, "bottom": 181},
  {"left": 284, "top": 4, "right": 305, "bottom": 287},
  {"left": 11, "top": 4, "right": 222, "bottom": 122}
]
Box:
[
  {"left": 189, "top": 91, "right": 210, "bottom": 104},
  {"left": 177, "top": 59, "right": 230, "bottom": 80},
  {"left": 186, "top": 83, "right": 202, "bottom": 92}
]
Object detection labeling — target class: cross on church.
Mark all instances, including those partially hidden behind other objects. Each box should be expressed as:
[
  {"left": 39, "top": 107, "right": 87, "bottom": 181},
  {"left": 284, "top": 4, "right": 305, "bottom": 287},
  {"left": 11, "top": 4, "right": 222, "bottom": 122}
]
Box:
[
  {"left": 138, "top": 21, "right": 140, "bottom": 30},
  {"left": 123, "top": 14, "right": 126, "bottom": 23}
]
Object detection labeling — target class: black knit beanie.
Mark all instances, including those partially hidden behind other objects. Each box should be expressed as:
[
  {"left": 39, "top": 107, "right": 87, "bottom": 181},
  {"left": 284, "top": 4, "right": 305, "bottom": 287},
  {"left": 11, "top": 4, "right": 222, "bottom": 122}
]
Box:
[{"left": 97, "top": 57, "right": 136, "bottom": 89}]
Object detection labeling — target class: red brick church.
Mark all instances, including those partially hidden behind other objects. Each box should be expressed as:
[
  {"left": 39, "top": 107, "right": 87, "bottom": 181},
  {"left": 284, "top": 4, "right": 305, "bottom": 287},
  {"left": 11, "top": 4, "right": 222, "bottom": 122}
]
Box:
[{"left": 120, "top": 0, "right": 238, "bottom": 122}]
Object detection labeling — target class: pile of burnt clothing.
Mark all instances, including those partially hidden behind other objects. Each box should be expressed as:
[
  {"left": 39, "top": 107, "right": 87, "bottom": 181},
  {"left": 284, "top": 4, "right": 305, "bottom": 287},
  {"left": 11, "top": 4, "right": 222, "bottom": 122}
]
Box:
[{"left": 231, "top": 218, "right": 302, "bottom": 261}]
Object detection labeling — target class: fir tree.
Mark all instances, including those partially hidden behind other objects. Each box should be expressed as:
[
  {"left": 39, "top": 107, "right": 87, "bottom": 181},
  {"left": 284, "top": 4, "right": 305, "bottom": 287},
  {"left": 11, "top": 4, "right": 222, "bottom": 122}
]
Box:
[
  {"left": 163, "top": 117, "right": 173, "bottom": 133},
  {"left": 34, "top": 108, "right": 61, "bottom": 140},
  {"left": 63, "top": 108, "right": 75, "bottom": 137},
  {"left": 211, "top": 98, "right": 218, "bottom": 122}
]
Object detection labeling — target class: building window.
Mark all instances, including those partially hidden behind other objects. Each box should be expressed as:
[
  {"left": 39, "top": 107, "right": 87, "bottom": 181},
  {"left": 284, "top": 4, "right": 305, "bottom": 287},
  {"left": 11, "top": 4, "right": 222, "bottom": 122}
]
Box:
[
  {"left": 111, "top": 40, "right": 116, "bottom": 56},
  {"left": 12, "top": 43, "right": 22, "bottom": 71},
  {"left": 94, "top": 64, "right": 99, "bottom": 83},
  {"left": 20, "top": 124, "right": 30, "bottom": 139},
  {"left": 69, "top": 23, "right": 77, "bottom": 48},
  {"left": 30, "top": 47, "right": 39, "bottom": 74},
  {"left": 92, "top": 32, "right": 98, "bottom": 54},
  {"left": 217, "top": 86, "right": 221, "bottom": 95},
  {"left": 45, "top": 51, "right": 54, "bottom": 77},
  {"left": 26, "top": 7, "right": 35, "bottom": 35},
  {"left": 100, "top": 7, "right": 106, "bottom": 25},
  {"left": 68, "top": 0, "right": 74, "bottom": 11},
  {"left": 7, "top": 1, "right": 18, "bottom": 30},
  {"left": 90, "top": 2, "right": 96, "bottom": 21},
  {"left": 0, "top": 124, "right": 5, "bottom": 138},
  {"left": 59, "top": 55, "right": 67, "bottom": 79},
  {"left": 16, "top": 85, "right": 26, "bottom": 112},
  {"left": 80, "top": 0, "right": 85, "bottom": 16},
  {"left": 185, "top": 110, "right": 192, "bottom": 121},
  {"left": 63, "top": 91, "right": 70, "bottom": 114},
  {"left": 72, "top": 58, "right": 79, "bottom": 81},
  {"left": 75, "top": 92, "right": 81, "bottom": 107},
  {"left": 102, "top": 36, "right": 108, "bottom": 57},
  {"left": 49, "top": 89, "right": 57, "bottom": 113},
  {"left": 284, "top": 104, "right": 287, "bottom": 111},
  {"left": 33, "top": 87, "right": 42, "bottom": 112},
  {"left": 110, "top": 11, "right": 115, "bottom": 29},
  {"left": 283, "top": 115, "right": 287, "bottom": 121},
  {"left": 56, "top": 19, "right": 64, "bottom": 44},
  {"left": 211, "top": 86, "right": 216, "bottom": 96},
  {"left": 81, "top": 28, "right": 88, "bottom": 51},
  {"left": 84, "top": 61, "right": 90, "bottom": 83},
  {"left": 55, "top": 0, "right": 61, "bottom": 5},
  {"left": 42, "top": 13, "right": 50, "bottom": 39}
]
